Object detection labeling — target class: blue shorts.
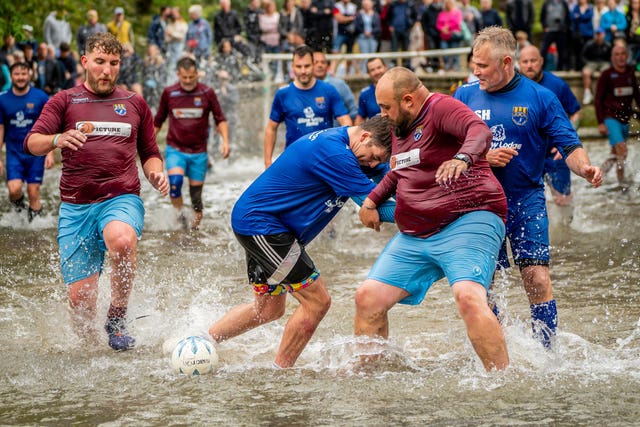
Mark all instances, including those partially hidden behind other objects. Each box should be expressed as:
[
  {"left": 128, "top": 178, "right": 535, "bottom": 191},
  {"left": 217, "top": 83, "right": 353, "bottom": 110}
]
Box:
[
  {"left": 58, "top": 194, "right": 145, "bottom": 285},
  {"left": 165, "top": 145, "right": 208, "bottom": 182},
  {"left": 498, "top": 190, "right": 549, "bottom": 269},
  {"left": 6, "top": 151, "right": 45, "bottom": 183},
  {"left": 544, "top": 154, "right": 571, "bottom": 195},
  {"left": 604, "top": 118, "right": 629, "bottom": 147},
  {"left": 367, "top": 211, "right": 505, "bottom": 306}
]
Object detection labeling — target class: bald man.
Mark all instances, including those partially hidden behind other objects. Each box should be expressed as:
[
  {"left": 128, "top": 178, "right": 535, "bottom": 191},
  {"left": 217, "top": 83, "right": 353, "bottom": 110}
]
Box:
[
  {"left": 354, "top": 67, "right": 510, "bottom": 371},
  {"left": 518, "top": 45, "right": 581, "bottom": 207}
]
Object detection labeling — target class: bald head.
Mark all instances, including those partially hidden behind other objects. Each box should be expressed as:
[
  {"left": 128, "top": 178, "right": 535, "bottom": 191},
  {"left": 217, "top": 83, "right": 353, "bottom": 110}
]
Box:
[
  {"left": 376, "top": 67, "right": 429, "bottom": 137},
  {"left": 518, "top": 44, "right": 544, "bottom": 82},
  {"left": 378, "top": 67, "right": 423, "bottom": 101}
]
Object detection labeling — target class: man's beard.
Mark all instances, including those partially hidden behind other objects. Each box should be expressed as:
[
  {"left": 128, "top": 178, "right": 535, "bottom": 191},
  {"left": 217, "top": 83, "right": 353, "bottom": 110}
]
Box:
[
  {"left": 86, "top": 74, "right": 116, "bottom": 95},
  {"left": 393, "top": 107, "right": 414, "bottom": 138}
]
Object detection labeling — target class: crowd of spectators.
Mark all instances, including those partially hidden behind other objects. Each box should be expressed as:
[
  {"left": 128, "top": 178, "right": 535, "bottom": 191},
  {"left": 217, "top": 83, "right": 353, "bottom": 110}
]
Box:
[{"left": 1, "top": 0, "right": 639, "bottom": 108}]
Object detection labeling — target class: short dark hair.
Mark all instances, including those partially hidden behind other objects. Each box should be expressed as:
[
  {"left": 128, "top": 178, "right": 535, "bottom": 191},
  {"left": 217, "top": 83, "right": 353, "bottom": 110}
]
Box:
[
  {"left": 293, "top": 45, "right": 314, "bottom": 62},
  {"left": 359, "top": 115, "right": 392, "bottom": 155},
  {"left": 176, "top": 56, "right": 197, "bottom": 71},
  {"left": 9, "top": 62, "right": 30, "bottom": 73},
  {"left": 85, "top": 32, "right": 122, "bottom": 57}
]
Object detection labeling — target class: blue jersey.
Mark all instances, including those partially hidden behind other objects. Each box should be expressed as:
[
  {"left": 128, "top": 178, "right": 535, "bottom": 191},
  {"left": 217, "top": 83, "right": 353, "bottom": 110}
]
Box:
[
  {"left": 539, "top": 71, "right": 581, "bottom": 116},
  {"left": 269, "top": 80, "right": 348, "bottom": 147},
  {"left": 357, "top": 84, "right": 380, "bottom": 120},
  {"left": 453, "top": 75, "right": 582, "bottom": 200},
  {"left": 0, "top": 87, "right": 49, "bottom": 156},
  {"left": 232, "top": 127, "right": 377, "bottom": 245}
]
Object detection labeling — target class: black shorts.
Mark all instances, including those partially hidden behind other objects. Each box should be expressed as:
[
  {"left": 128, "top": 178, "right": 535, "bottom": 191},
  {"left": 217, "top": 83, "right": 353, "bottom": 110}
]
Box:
[{"left": 234, "top": 232, "right": 318, "bottom": 295}]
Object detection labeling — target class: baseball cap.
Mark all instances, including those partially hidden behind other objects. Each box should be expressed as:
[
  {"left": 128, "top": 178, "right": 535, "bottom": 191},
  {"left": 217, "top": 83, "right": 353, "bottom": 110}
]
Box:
[
  {"left": 115, "top": 7, "right": 124, "bottom": 14},
  {"left": 22, "top": 24, "right": 33, "bottom": 33},
  {"left": 595, "top": 27, "right": 605, "bottom": 34}
]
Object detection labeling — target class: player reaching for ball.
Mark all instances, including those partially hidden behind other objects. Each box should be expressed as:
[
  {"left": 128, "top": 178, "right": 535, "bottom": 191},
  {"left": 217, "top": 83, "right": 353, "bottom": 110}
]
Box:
[
  {"left": 25, "top": 33, "right": 169, "bottom": 351},
  {"left": 208, "top": 115, "right": 395, "bottom": 368}
]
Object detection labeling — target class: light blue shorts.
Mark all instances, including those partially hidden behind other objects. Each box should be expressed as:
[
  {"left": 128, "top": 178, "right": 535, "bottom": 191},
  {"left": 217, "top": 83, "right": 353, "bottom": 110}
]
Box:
[
  {"left": 604, "top": 118, "right": 629, "bottom": 147},
  {"left": 367, "top": 211, "right": 505, "bottom": 305},
  {"left": 165, "top": 145, "right": 208, "bottom": 182},
  {"left": 58, "top": 194, "right": 145, "bottom": 285}
]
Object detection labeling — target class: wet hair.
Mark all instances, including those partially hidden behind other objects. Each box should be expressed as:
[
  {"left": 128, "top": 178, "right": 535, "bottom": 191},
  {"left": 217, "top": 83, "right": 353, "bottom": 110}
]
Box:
[
  {"left": 293, "top": 45, "right": 314, "bottom": 62},
  {"left": 176, "top": 56, "right": 198, "bottom": 71},
  {"left": 85, "top": 32, "right": 122, "bottom": 57},
  {"left": 383, "top": 67, "right": 422, "bottom": 101},
  {"left": 9, "top": 62, "right": 29, "bottom": 73},
  {"left": 359, "top": 115, "right": 392, "bottom": 155},
  {"left": 473, "top": 26, "right": 516, "bottom": 60}
]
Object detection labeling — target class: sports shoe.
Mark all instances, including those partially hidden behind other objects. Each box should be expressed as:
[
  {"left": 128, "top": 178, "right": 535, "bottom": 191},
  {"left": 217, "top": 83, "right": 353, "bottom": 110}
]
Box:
[
  {"left": 582, "top": 89, "right": 593, "bottom": 105},
  {"left": 28, "top": 208, "right": 42, "bottom": 223},
  {"left": 11, "top": 196, "right": 27, "bottom": 213},
  {"left": 104, "top": 317, "right": 135, "bottom": 351}
]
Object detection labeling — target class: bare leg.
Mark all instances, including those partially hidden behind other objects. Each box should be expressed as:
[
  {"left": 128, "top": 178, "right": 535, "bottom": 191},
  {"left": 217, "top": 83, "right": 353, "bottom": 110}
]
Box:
[
  {"left": 452, "top": 281, "right": 509, "bottom": 371},
  {"left": 103, "top": 220, "right": 138, "bottom": 310},
  {"left": 209, "top": 294, "right": 287, "bottom": 342},
  {"left": 354, "top": 280, "right": 409, "bottom": 365},
  {"left": 68, "top": 273, "right": 100, "bottom": 339},
  {"left": 614, "top": 142, "right": 628, "bottom": 185},
  {"left": 354, "top": 279, "right": 408, "bottom": 338},
  {"left": 26, "top": 183, "right": 43, "bottom": 211},
  {"left": 521, "top": 265, "right": 552, "bottom": 305},
  {"left": 274, "top": 276, "right": 331, "bottom": 367}
]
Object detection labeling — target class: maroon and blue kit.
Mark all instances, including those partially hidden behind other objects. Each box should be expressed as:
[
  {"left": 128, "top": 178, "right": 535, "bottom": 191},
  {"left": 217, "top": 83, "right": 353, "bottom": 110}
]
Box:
[
  {"left": 368, "top": 93, "right": 507, "bottom": 238},
  {"left": 25, "top": 85, "right": 162, "bottom": 204},
  {"left": 154, "top": 82, "right": 227, "bottom": 154}
]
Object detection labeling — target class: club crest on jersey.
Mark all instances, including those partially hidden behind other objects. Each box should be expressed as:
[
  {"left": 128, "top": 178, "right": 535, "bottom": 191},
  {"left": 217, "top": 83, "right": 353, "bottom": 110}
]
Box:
[
  {"left": 315, "top": 97, "right": 326, "bottom": 110},
  {"left": 194, "top": 97, "right": 202, "bottom": 106},
  {"left": 511, "top": 106, "right": 528, "bottom": 126},
  {"left": 414, "top": 125, "right": 423, "bottom": 141},
  {"left": 113, "top": 104, "right": 127, "bottom": 116}
]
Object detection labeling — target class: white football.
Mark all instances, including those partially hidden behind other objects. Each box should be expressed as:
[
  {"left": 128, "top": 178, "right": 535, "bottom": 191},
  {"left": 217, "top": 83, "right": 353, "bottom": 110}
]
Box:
[{"left": 171, "top": 336, "right": 219, "bottom": 375}]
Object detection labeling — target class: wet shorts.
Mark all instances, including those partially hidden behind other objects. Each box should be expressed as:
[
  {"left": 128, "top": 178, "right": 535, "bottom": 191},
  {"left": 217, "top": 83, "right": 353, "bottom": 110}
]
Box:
[
  {"left": 6, "top": 151, "right": 45, "bottom": 183},
  {"left": 604, "top": 118, "right": 629, "bottom": 147},
  {"left": 367, "top": 211, "right": 505, "bottom": 305},
  {"left": 58, "top": 194, "right": 145, "bottom": 285},
  {"left": 498, "top": 190, "right": 549, "bottom": 269},
  {"left": 234, "top": 232, "right": 319, "bottom": 296},
  {"left": 165, "top": 145, "right": 208, "bottom": 182},
  {"left": 544, "top": 153, "right": 571, "bottom": 195}
]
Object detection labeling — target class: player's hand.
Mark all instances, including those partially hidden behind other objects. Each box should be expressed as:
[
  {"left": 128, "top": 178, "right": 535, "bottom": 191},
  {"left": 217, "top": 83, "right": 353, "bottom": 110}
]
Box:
[
  {"left": 435, "top": 159, "right": 467, "bottom": 185},
  {"left": 220, "top": 143, "right": 231, "bottom": 159},
  {"left": 582, "top": 164, "right": 603, "bottom": 188},
  {"left": 359, "top": 201, "right": 381, "bottom": 232},
  {"left": 550, "top": 147, "right": 562, "bottom": 161},
  {"left": 486, "top": 147, "right": 518, "bottom": 167},
  {"left": 149, "top": 171, "right": 169, "bottom": 196},
  {"left": 56, "top": 130, "right": 87, "bottom": 151},
  {"left": 598, "top": 123, "right": 608, "bottom": 136},
  {"left": 44, "top": 151, "right": 55, "bottom": 169}
]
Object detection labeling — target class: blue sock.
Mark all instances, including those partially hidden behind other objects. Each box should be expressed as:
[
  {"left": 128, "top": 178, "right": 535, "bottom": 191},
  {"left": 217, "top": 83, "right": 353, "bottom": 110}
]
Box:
[{"left": 530, "top": 299, "right": 558, "bottom": 348}]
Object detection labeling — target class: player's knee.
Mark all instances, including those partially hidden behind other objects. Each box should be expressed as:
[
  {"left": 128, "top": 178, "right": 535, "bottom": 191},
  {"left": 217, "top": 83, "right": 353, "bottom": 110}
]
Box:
[
  {"left": 169, "top": 174, "right": 183, "bottom": 199},
  {"left": 189, "top": 184, "right": 204, "bottom": 212},
  {"left": 257, "top": 299, "right": 287, "bottom": 322},
  {"left": 614, "top": 143, "right": 628, "bottom": 159},
  {"left": 453, "top": 286, "right": 486, "bottom": 319},
  {"left": 355, "top": 282, "right": 384, "bottom": 315}
]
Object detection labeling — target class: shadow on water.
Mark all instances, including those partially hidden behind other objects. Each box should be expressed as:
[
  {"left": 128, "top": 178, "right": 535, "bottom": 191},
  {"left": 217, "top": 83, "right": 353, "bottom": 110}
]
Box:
[{"left": 2, "top": 136, "right": 640, "bottom": 424}]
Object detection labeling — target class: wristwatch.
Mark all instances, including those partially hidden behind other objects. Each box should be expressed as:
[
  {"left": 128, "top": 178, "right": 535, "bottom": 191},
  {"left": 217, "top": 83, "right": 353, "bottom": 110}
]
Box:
[{"left": 453, "top": 153, "right": 471, "bottom": 167}]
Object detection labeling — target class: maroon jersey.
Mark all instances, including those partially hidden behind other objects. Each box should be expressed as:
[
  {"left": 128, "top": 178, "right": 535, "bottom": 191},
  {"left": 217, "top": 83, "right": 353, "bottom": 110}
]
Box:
[
  {"left": 25, "top": 85, "right": 162, "bottom": 204},
  {"left": 595, "top": 64, "right": 640, "bottom": 125},
  {"left": 368, "top": 93, "right": 507, "bottom": 238},
  {"left": 154, "top": 82, "right": 227, "bottom": 153}
]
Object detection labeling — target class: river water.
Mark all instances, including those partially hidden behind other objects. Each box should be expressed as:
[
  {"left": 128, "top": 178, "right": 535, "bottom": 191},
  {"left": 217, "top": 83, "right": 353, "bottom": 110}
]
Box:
[{"left": 1, "top": 128, "right": 640, "bottom": 425}]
